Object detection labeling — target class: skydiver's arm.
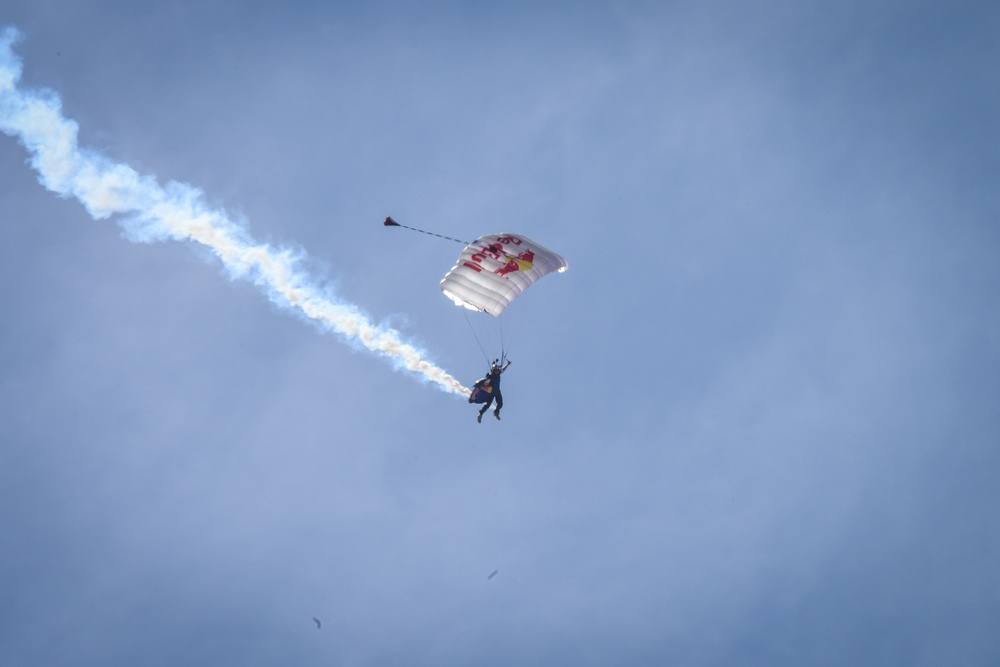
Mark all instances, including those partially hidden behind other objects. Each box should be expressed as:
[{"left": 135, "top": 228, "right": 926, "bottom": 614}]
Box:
[{"left": 501, "top": 360, "right": 511, "bottom": 372}]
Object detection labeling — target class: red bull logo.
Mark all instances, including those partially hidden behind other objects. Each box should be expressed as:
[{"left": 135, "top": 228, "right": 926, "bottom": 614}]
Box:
[
  {"left": 494, "top": 249, "right": 534, "bottom": 277},
  {"left": 461, "top": 236, "right": 533, "bottom": 278}
]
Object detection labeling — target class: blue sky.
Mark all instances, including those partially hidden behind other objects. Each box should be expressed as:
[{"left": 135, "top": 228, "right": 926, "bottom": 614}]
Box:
[{"left": 2, "top": 1, "right": 998, "bottom": 665}]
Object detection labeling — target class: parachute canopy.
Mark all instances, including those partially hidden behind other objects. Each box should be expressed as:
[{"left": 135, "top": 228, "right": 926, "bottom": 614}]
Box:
[{"left": 440, "top": 233, "right": 568, "bottom": 317}]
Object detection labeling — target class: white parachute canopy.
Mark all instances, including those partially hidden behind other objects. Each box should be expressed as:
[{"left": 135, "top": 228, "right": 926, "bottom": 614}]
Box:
[{"left": 440, "top": 233, "right": 568, "bottom": 317}]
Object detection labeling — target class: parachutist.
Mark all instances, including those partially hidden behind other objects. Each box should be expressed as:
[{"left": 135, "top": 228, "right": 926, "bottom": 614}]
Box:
[
  {"left": 384, "top": 221, "right": 566, "bottom": 401},
  {"left": 470, "top": 360, "right": 511, "bottom": 422}
]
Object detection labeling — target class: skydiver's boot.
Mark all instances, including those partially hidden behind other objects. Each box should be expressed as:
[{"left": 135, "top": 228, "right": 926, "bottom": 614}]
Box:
[
  {"left": 494, "top": 409, "right": 501, "bottom": 420},
  {"left": 477, "top": 409, "right": 485, "bottom": 423}
]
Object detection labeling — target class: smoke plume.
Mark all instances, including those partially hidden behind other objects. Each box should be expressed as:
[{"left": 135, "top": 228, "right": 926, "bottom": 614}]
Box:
[{"left": 0, "top": 28, "right": 469, "bottom": 397}]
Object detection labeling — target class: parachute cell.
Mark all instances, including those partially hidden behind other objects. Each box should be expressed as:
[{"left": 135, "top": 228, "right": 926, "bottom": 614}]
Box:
[{"left": 440, "top": 234, "right": 568, "bottom": 317}]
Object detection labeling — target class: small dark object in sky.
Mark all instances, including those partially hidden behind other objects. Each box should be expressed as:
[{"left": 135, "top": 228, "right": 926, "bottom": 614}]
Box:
[
  {"left": 487, "top": 569, "right": 499, "bottom": 580},
  {"left": 313, "top": 617, "right": 322, "bottom": 629}
]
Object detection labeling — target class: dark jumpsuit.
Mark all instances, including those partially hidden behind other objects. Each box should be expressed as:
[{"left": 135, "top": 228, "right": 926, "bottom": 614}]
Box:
[{"left": 479, "top": 370, "right": 503, "bottom": 414}]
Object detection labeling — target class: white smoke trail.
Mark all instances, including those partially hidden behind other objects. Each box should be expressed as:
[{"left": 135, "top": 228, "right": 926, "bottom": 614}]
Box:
[{"left": 0, "top": 28, "right": 470, "bottom": 397}]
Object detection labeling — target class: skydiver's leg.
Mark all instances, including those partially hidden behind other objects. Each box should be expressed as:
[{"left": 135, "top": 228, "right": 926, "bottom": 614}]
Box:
[
  {"left": 478, "top": 397, "right": 493, "bottom": 420},
  {"left": 493, "top": 391, "right": 503, "bottom": 419}
]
